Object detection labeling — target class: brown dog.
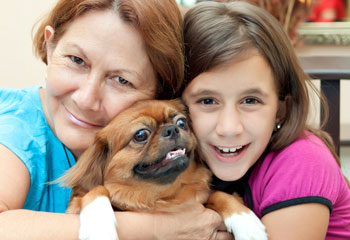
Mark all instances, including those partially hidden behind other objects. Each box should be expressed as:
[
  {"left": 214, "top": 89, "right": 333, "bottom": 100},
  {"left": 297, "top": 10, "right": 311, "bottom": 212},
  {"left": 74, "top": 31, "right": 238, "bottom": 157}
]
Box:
[{"left": 59, "top": 99, "right": 267, "bottom": 240}]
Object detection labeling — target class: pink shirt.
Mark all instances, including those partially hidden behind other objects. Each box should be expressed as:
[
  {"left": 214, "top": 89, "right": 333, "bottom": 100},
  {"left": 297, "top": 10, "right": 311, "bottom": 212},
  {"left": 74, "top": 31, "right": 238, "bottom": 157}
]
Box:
[{"left": 248, "top": 133, "right": 350, "bottom": 239}]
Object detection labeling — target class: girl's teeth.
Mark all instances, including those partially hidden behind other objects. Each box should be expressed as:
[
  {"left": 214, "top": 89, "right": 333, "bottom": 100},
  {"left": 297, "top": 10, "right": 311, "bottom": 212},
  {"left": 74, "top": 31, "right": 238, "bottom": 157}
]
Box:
[{"left": 218, "top": 146, "right": 243, "bottom": 153}]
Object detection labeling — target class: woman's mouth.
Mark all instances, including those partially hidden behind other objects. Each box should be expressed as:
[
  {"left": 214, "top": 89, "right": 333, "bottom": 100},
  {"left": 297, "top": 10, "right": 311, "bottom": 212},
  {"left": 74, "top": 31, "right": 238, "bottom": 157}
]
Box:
[{"left": 65, "top": 107, "right": 104, "bottom": 129}]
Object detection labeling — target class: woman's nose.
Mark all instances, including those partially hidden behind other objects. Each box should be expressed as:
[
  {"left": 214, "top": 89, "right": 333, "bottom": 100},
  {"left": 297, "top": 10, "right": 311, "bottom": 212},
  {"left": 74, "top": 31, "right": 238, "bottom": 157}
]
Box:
[
  {"left": 215, "top": 106, "right": 243, "bottom": 137},
  {"left": 72, "top": 73, "right": 102, "bottom": 112}
]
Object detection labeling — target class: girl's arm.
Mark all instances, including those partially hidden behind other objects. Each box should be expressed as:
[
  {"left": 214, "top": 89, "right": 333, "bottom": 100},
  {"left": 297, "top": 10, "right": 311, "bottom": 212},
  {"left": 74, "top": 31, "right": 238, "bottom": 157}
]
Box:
[
  {"left": 262, "top": 203, "right": 329, "bottom": 240},
  {"left": 0, "top": 144, "right": 232, "bottom": 240}
]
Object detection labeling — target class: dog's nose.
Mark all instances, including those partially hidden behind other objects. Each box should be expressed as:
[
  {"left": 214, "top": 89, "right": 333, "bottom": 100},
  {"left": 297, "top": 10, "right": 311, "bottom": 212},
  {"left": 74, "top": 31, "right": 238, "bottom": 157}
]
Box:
[{"left": 162, "top": 125, "right": 180, "bottom": 139}]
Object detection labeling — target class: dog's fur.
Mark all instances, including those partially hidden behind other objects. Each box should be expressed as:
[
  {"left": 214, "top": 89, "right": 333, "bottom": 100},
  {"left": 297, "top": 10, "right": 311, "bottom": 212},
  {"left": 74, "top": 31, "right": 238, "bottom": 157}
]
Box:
[{"left": 59, "top": 99, "right": 267, "bottom": 240}]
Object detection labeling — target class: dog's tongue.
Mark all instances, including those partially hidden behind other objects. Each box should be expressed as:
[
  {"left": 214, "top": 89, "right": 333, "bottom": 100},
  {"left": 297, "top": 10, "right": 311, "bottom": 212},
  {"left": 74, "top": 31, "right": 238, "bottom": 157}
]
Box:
[{"left": 165, "top": 148, "right": 186, "bottom": 161}]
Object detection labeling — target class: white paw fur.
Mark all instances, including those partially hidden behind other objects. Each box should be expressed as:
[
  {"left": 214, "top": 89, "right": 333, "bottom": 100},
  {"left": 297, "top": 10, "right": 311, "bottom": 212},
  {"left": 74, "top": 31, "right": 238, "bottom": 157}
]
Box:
[
  {"left": 79, "top": 196, "right": 118, "bottom": 240},
  {"left": 224, "top": 211, "right": 268, "bottom": 240}
]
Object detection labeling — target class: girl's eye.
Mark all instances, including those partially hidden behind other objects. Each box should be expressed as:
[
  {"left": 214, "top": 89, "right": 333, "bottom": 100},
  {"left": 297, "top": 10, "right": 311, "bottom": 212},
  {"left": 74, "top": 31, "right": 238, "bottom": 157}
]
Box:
[
  {"left": 114, "top": 76, "right": 132, "bottom": 86},
  {"left": 70, "top": 56, "right": 85, "bottom": 65},
  {"left": 242, "top": 97, "right": 260, "bottom": 104},
  {"left": 199, "top": 98, "right": 216, "bottom": 105},
  {"left": 133, "top": 129, "right": 151, "bottom": 143},
  {"left": 176, "top": 118, "right": 187, "bottom": 130}
]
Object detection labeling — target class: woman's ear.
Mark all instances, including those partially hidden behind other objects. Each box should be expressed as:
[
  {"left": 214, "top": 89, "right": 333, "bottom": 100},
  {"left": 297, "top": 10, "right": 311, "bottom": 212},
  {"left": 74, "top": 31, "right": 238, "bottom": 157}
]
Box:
[
  {"left": 44, "top": 25, "right": 55, "bottom": 41},
  {"left": 44, "top": 25, "right": 55, "bottom": 63}
]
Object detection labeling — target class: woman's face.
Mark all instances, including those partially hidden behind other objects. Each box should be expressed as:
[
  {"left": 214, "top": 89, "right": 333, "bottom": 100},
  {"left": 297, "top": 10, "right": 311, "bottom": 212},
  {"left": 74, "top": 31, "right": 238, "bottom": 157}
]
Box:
[
  {"left": 43, "top": 9, "right": 157, "bottom": 157},
  {"left": 183, "top": 55, "right": 280, "bottom": 181}
]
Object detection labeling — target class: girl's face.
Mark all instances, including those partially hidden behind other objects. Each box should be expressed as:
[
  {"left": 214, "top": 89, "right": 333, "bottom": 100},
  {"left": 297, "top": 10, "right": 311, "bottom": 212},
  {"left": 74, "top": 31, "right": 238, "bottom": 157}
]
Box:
[
  {"left": 43, "top": 10, "right": 157, "bottom": 157},
  {"left": 183, "top": 55, "right": 281, "bottom": 181}
]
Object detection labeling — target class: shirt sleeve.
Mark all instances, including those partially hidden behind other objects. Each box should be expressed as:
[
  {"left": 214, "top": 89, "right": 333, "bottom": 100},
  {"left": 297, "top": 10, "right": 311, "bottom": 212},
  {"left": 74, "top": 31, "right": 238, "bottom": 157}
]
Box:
[
  {"left": 257, "top": 135, "right": 342, "bottom": 216},
  {"left": 0, "top": 88, "right": 42, "bottom": 185}
]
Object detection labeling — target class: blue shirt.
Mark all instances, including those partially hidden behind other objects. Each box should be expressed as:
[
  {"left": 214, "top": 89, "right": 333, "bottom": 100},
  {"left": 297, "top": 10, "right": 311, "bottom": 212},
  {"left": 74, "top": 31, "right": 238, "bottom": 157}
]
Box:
[{"left": 0, "top": 86, "right": 75, "bottom": 213}]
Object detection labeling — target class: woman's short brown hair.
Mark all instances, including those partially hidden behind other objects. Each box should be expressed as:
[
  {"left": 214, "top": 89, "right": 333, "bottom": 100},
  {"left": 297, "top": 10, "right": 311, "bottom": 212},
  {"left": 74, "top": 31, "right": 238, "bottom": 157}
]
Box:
[{"left": 33, "top": 0, "right": 184, "bottom": 99}]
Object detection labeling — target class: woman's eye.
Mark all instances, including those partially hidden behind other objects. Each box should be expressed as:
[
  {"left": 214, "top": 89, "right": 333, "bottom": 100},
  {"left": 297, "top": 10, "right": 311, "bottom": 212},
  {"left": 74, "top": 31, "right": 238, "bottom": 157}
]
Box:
[
  {"left": 133, "top": 129, "right": 151, "bottom": 143},
  {"left": 176, "top": 118, "right": 187, "bottom": 130},
  {"left": 199, "top": 98, "right": 216, "bottom": 105},
  {"left": 114, "top": 76, "right": 131, "bottom": 86},
  {"left": 70, "top": 56, "right": 85, "bottom": 65},
  {"left": 242, "top": 97, "right": 260, "bottom": 104}
]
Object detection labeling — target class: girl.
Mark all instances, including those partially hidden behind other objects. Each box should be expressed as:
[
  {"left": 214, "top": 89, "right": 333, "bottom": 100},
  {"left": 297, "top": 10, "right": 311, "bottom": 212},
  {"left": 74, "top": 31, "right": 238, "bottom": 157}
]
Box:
[
  {"left": 0, "top": 0, "right": 228, "bottom": 239},
  {"left": 182, "top": 1, "right": 350, "bottom": 239}
]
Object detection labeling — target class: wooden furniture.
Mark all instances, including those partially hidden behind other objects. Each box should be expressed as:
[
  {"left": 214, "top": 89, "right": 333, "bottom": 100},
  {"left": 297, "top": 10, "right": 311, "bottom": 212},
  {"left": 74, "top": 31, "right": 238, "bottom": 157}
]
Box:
[{"left": 299, "top": 55, "right": 350, "bottom": 155}]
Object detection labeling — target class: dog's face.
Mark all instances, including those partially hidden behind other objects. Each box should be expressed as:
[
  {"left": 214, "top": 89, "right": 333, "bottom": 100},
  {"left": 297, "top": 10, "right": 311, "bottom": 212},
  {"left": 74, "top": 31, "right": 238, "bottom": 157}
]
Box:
[{"left": 77, "top": 99, "right": 197, "bottom": 189}]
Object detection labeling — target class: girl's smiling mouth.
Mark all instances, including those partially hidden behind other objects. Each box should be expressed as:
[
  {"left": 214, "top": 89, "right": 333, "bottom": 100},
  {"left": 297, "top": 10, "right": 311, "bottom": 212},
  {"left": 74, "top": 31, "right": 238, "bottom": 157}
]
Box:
[
  {"left": 211, "top": 144, "right": 249, "bottom": 163},
  {"left": 216, "top": 146, "right": 243, "bottom": 155}
]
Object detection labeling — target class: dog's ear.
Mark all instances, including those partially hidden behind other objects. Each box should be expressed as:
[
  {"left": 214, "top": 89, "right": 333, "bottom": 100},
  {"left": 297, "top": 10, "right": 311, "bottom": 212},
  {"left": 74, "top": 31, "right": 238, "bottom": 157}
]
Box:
[{"left": 59, "top": 134, "right": 109, "bottom": 192}]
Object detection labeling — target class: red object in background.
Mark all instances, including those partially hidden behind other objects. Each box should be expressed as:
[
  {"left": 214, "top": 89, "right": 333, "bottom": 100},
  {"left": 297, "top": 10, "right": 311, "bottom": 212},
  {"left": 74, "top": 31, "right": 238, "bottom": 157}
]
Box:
[{"left": 307, "top": 0, "right": 345, "bottom": 22}]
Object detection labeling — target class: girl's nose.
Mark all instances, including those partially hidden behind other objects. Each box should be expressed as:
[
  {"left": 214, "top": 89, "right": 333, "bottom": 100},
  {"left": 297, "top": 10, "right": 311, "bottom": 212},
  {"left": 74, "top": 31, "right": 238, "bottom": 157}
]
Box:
[
  {"left": 215, "top": 106, "right": 243, "bottom": 137},
  {"left": 72, "top": 73, "right": 102, "bottom": 112}
]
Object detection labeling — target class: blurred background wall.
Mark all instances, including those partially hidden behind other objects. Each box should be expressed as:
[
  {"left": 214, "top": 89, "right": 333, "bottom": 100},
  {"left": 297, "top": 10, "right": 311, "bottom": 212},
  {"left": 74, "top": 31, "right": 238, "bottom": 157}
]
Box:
[{"left": 0, "top": 0, "right": 57, "bottom": 89}]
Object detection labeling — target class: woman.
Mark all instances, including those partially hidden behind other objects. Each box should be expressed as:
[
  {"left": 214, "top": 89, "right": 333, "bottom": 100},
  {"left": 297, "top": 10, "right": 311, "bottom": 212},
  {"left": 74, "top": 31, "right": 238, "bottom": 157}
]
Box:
[{"left": 0, "top": 0, "right": 228, "bottom": 239}]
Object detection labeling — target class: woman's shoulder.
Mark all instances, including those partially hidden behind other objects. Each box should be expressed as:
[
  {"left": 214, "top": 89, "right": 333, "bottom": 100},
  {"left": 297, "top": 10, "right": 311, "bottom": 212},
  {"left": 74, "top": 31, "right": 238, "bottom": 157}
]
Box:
[
  {"left": 0, "top": 86, "right": 44, "bottom": 132},
  {"left": 0, "top": 86, "right": 42, "bottom": 114},
  {"left": 0, "top": 86, "right": 49, "bottom": 168}
]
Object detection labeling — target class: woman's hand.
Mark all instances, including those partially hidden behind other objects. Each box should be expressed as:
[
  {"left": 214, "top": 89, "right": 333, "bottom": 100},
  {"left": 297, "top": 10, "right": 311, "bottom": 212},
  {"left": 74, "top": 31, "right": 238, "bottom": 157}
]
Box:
[
  {"left": 153, "top": 202, "right": 234, "bottom": 240},
  {"left": 116, "top": 200, "right": 234, "bottom": 240}
]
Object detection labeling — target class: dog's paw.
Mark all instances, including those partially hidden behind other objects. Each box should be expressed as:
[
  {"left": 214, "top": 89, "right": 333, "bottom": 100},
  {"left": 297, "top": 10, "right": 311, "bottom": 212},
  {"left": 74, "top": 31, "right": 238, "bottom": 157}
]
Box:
[
  {"left": 224, "top": 211, "right": 268, "bottom": 240},
  {"left": 79, "top": 196, "right": 118, "bottom": 240}
]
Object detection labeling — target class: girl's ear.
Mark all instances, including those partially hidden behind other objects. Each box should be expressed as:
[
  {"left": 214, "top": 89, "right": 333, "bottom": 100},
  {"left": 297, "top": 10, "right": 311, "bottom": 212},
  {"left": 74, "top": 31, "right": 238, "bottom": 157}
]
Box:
[
  {"left": 276, "top": 95, "right": 290, "bottom": 124},
  {"left": 44, "top": 25, "right": 55, "bottom": 63}
]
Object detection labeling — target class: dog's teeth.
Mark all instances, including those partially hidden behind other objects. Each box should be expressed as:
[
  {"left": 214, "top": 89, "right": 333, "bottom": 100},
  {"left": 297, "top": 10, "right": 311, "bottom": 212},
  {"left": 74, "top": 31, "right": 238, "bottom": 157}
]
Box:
[{"left": 166, "top": 148, "right": 186, "bottom": 160}]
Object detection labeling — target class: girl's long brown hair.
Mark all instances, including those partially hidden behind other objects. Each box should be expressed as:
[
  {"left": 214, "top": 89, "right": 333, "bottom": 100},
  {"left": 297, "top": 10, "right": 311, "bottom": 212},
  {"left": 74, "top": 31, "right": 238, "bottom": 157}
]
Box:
[
  {"left": 33, "top": 0, "right": 184, "bottom": 99},
  {"left": 183, "top": 1, "right": 347, "bottom": 184}
]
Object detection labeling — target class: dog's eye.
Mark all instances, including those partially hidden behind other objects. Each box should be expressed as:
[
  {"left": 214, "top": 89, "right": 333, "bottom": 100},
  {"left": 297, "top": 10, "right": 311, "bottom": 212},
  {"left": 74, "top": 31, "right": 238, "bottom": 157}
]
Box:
[
  {"left": 176, "top": 118, "right": 187, "bottom": 130},
  {"left": 133, "top": 129, "right": 151, "bottom": 143}
]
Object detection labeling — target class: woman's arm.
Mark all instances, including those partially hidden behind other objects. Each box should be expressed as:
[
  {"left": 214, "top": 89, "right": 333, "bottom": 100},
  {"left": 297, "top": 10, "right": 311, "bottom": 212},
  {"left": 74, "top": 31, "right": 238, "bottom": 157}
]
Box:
[
  {"left": 1, "top": 206, "right": 233, "bottom": 240},
  {"left": 0, "top": 209, "right": 80, "bottom": 239},
  {"left": 0, "top": 145, "right": 232, "bottom": 240},
  {"left": 116, "top": 204, "right": 233, "bottom": 240},
  {"left": 0, "top": 144, "right": 30, "bottom": 211},
  {"left": 0, "top": 144, "right": 80, "bottom": 240},
  {"left": 262, "top": 203, "right": 329, "bottom": 240}
]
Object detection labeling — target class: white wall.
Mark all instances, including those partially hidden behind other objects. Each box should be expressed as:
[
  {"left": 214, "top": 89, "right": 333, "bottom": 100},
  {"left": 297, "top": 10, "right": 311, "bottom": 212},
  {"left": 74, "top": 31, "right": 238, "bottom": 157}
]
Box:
[{"left": 0, "top": 0, "right": 57, "bottom": 89}]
